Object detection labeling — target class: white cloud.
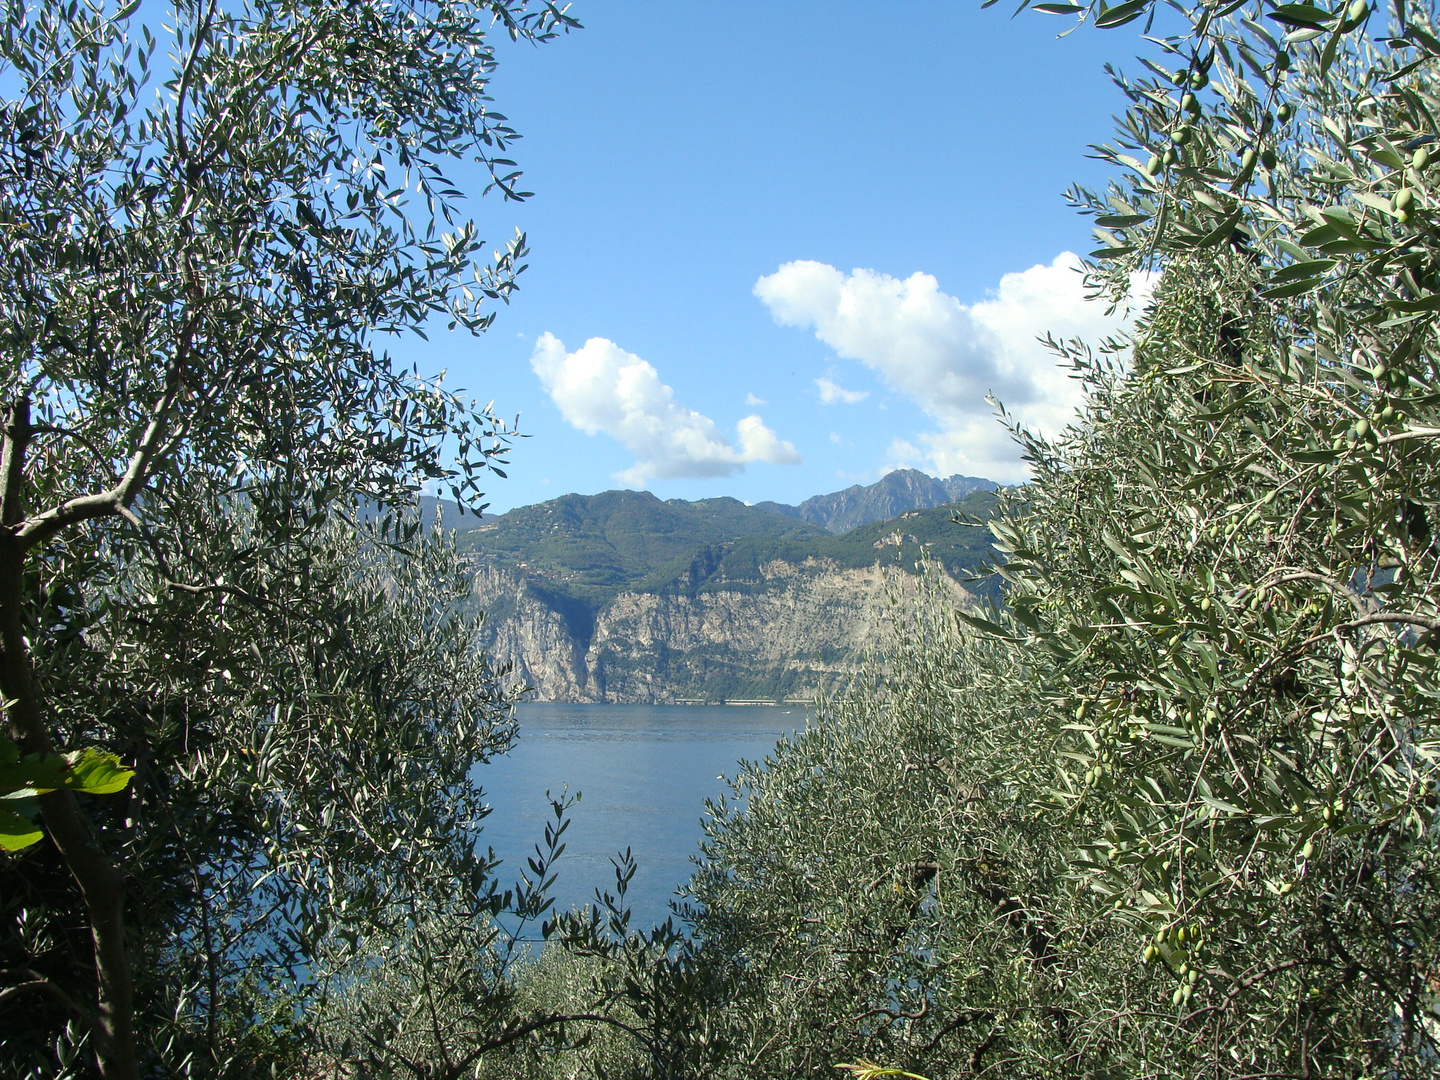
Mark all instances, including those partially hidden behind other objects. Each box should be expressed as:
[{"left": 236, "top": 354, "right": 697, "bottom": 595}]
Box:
[
  {"left": 815, "top": 376, "right": 869, "bottom": 405},
  {"left": 744, "top": 391, "right": 767, "bottom": 406},
  {"left": 530, "top": 333, "right": 801, "bottom": 486},
  {"left": 737, "top": 414, "right": 802, "bottom": 465},
  {"left": 755, "top": 254, "right": 1151, "bottom": 483}
]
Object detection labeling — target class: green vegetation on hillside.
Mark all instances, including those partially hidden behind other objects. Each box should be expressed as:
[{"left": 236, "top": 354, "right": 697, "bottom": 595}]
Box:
[
  {"left": 635, "top": 490, "right": 1002, "bottom": 598},
  {"left": 462, "top": 487, "right": 1002, "bottom": 705},
  {"left": 462, "top": 486, "right": 1002, "bottom": 618},
  {"left": 459, "top": 489, "right": 829, "bottom": 597}
]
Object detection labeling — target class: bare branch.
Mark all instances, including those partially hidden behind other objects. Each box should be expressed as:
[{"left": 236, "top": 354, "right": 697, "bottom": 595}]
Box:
[
  {"left": 16, "top": 361, "right": 187, "bottom": 551},
  {"left": 0, "top": 973, "right": 92, "bottom": 1026}
]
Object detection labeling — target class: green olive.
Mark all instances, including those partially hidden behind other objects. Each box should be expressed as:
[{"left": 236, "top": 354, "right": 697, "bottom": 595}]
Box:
[
  {"left": 1261, "top": 148, "right": 1277, "bottom": 169},
  {"left": 1277, "top": 102, "right": 1294, "bottom": 122},
  {"left": 1414, "top": 146, "right": 1431, "bottom": 171}
]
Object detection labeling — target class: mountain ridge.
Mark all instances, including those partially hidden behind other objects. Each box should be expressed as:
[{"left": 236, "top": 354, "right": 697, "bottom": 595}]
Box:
[{"left": 753, "top": 469, "right": 997, "bottom": 534}]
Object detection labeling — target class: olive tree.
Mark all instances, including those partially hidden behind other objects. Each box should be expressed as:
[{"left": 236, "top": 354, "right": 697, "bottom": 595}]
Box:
[
  {"left": 969, "top": 0, "right": 1440, "bottom": 1071},
  {"left": 0, "top": 0, "right": 576, "bottom": 1076},
  {"left": 682, "top": 573, "right": 1108, "bottom": 1079}
]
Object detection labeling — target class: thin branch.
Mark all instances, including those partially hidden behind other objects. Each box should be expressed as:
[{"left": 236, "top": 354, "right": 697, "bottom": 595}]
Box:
[
  {"left": 0, "top": 971, "right": 92, "bottom": 1026},
  {"left": 1378, "top": 426, "right": 1440, "bottom": 445},
  {"left": 16, "top": 359, "right": 187, "bottom": 550},
  {"left": 173, "top": 0, "right": 220, "bottom": 172},
  {"left": 851, "top": 998, "right": 929, "bottom": 1025},
  {"left": 1260, "top": 569, "right": 1369, "bottom": 616},
  {"left": 165, "top": 580, "right": 272, "bottom": 607},
  {"left": 30, "top": 423, "right": 120, "bottom": 483},
  {"left": 1182, "top": 957, "right": 1324, "bottom": 1024}
]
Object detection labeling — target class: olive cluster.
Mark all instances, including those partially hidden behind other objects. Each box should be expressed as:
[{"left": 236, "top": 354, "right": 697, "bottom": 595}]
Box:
[
  {"left": 1391, "top": 146, "right": 1430, "bottom": 223},
  {"left": 1143, "top": 921, "right": 1207, "bottom": 1006}
]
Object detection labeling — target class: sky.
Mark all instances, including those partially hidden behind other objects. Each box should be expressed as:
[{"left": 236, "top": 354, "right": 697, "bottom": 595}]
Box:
[{"left": 396, "top": 2, "right": 1158, "bottom": 514}]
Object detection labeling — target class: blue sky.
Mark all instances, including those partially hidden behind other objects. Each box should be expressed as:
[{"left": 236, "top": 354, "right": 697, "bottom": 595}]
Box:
[{"left": 402, "top": 2, "right": 1155, "bottom": 513}]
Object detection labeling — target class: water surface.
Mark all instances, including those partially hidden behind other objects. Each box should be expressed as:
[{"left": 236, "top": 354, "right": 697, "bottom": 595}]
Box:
[{"left": 475, "top": 703, "right": 803, "bottom": 931}]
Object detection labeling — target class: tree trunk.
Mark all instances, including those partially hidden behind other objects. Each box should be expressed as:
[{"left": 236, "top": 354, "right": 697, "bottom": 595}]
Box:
[{"left": 0, "top": 399, "right": 138, "bottom": 1080}]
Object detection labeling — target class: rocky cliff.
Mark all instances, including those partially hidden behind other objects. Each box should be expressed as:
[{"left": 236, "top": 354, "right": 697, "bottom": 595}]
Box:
[
  {"left": 753, "top": 469, "right": 997, "bottom": 534},
  {"left": 471, "top": 557, "right": 977, "bottom": 703}
]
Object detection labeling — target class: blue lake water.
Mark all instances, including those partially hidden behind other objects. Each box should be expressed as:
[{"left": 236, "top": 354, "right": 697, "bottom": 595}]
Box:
[{"left": 473, "top": 702, "right": 804, "bottom": 931}]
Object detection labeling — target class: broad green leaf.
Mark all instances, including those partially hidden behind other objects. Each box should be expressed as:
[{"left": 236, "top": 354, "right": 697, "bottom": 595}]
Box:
[
  {"left": 65, "top": 750, "right": 135, "bottom": 796},
  {"left": 0, "top": 803, "right": 42, "bottom": 853}
]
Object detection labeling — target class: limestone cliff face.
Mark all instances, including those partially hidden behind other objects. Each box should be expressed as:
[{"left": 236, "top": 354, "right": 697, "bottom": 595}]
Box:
[
  {"left": 469, "top": 565, "right": 594, "bottom": 700},
  {"left": 471, "top": 558, "right": 974, "bottom": 704}
]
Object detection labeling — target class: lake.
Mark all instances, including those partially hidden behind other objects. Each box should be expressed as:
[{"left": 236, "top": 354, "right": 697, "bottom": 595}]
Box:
[{"left": 474, "top": 702, "right": 805, "bottom": 932}]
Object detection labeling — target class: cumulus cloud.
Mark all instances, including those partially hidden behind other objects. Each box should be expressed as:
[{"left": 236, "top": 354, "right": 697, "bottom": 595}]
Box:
[
  {"left": 815, "top": 376, "right": 869, "bottom": 405},
  {"left": 755, "top": 254, "right": 1150, "bottom": 482},
  {"left": 744, "top": 391, "right": 767, "bottom": 406},
  {"left": 530, "top": 333, "right": 801, "bottom": 486}
]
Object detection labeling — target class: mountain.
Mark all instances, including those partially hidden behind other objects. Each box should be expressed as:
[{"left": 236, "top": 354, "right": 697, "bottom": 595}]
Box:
[
  {"left": 753, "top": 469, "right": 997, "bottom": 534},
  {"left": 473, "top": 557, "right": 978, "bottom": 704},
  {"left": 457, "top": 489, "right": 830, "bottom": 598},
  {"left": 463, "top": 487, "right": 1003, "bottom": 704}
]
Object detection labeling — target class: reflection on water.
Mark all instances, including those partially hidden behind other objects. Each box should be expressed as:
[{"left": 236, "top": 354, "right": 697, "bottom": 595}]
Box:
[{"left": 474, "top": 703, "right": 803, "bottom": 931}]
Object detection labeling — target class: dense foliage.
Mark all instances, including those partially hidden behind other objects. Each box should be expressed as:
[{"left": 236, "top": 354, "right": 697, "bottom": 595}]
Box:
[{"left": 0, "top": 0, "right": 576, "bottom": 1076}]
